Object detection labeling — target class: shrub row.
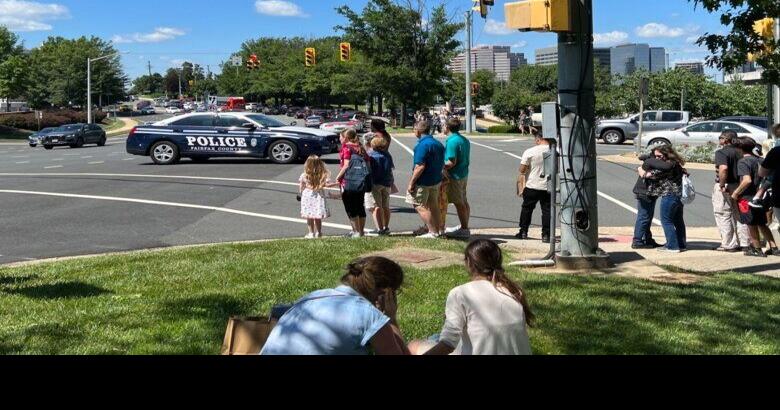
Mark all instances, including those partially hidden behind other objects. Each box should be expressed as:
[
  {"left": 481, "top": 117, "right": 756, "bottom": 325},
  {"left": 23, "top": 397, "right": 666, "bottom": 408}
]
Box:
[
  {"left": 674, "top": 143, "right": 717, "bottom": 164},
  {"left": 0, "top": 110, "right": 107, "bottom": 130},
  {"left": 487, "top": 125, "right": 520, "bottom": 134}
]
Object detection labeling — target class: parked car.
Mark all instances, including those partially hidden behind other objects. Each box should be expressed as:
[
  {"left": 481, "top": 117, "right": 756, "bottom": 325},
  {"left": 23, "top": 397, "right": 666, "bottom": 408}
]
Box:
[
  {"left": 305, "top": 115, "right": 324, "bottom": 128},
  {"left": 717, "top": 116, "right": 769, "bottom": 131},
  {"left": 127, "top": 112, "right": 339, "bottom": 165},
  {"left": 597, "top": 111, "right": 691, "bottom": 145},
  {"left": 28, "top": 127, "right": 57, "bottom": 147},
  {"left": 140, "top": 106, "right": 156, "bottom": 115},
  {"left": 166, "top": 106, "right": 184, "bottom": 114},
  {"left": 39, "top": 124, "right": 107, "bottom": 150},
  {"left": 642, "top": 120, "right": 767, "bottom": 149}
]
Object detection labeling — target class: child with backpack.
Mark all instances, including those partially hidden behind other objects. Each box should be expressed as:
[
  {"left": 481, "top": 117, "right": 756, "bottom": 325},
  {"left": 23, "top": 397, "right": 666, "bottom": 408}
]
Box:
[
  {"left": 299, "top": 155, "right": 337, "bottom": 239},
  {"left": 336, "top": 129, "right": 372, "bottom": 238},
  {"left": 369, "top": 135, "right": 395, "bottom": 236}
]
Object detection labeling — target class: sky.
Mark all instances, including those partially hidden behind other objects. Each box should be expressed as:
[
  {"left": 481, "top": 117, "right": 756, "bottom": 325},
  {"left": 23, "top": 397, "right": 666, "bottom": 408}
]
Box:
[{"left": 2, "top": 0, "right": 729, "bottom": 81}]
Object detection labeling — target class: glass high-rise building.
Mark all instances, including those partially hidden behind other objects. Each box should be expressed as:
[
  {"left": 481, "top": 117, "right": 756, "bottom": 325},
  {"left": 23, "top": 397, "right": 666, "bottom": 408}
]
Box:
[{"left": 610, "top": 43, "right": 667, "bottom": 77}]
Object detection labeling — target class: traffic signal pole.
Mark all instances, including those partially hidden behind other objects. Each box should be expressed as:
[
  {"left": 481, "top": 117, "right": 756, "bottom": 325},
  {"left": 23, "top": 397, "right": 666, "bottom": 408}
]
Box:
[
  {"left": 774, "top": 18, "right": 779, "bottom": 131},
  {"left": 465, "top": 11, "right": 473, "bottom": 133},
  {"left": 556, "top": 0, "right": 611, "bottom": 269}
]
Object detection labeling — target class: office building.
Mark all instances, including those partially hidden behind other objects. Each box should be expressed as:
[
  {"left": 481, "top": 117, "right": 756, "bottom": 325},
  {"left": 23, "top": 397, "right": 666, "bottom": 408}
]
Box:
[
  {"left": 593, "top": 47, "right": 611, "bottom": 70},
  {"left": 534, "top": 46, "right": 558, "bottom": 66},
  {"left": 674, "top": 61, "right": 705, "bottom": 75},
  {"left": 610, "top": 43, "right": 667, "bottom": 77},
  {"left": 449, "top": 45, "right": 528, "bottom": 82}
]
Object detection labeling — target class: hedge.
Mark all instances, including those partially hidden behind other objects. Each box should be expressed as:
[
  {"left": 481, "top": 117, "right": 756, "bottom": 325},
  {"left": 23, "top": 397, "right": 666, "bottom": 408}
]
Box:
[
  {"left": 487, "top": 125, "right": 521, "bottom": 134},
  {"left": 0, "top": 110, "right": 107, "bottom": 131}
]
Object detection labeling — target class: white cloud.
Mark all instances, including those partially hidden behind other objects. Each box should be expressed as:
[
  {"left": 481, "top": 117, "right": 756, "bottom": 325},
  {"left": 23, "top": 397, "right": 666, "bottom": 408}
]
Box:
[
  {"left": 511, "top": 41, "right": 527, "bottom": 49},
  {"left": 686, "top": 35, "right": 701, "bottom": 44},
  {"left": 112, "top": 27, "right": 186, "bottom": 44},
  {"left": 484, "top": 19, "right": 514, "bottom": 35},
  {"left": 593, "top": 31, "right": 629, "bottom": 46},
  {"left": 0, "top": 0, "right": 69, "bottom": 32},
  {"left": 636, "top": 23, "right": 686, "bottom": 38},
  {"left": 254, "top": 0, "right": 306, "bottom": 17}
]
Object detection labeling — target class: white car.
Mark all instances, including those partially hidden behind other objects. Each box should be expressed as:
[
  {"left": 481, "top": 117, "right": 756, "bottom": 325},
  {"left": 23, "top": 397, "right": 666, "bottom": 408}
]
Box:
[
  {"left": 642, "top": 121, "right": 768, "bottom": 148},
  {"left": 166, "top": 106, "right": 184, "bottom": 114},
  {"left": 320, "top": 120, "right": 362, "bottom": 133}
]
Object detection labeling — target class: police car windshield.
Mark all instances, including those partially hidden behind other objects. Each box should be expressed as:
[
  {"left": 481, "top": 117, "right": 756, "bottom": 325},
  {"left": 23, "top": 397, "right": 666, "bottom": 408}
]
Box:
[
  {"left": 245, "top": 114, "right": 286, "bottom": 128},
  {"left": 57, "top": 125, "right": 82, "bottom": 131}
]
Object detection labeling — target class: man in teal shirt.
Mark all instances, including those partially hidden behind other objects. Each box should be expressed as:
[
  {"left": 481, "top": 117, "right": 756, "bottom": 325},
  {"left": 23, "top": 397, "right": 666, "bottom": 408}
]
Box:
[{"left": 442, "top": 118, "right": 471, "bottom": 238}]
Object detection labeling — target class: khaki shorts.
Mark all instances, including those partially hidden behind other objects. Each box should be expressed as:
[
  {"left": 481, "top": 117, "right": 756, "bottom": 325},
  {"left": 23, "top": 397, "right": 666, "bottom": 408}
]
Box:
[
  {"left": 446, "top": 178, "right": 468, "bottom": 205},
  {"left": 406, "top": 184, "right": 440, "bottom": 208},
  {"left": 372, "top": 185, "right": 391, "bottom": 209}
]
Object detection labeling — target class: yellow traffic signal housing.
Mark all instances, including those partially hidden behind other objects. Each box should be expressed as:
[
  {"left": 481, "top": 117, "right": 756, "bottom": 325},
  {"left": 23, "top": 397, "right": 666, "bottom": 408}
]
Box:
[
  {"left": 340, "top": 42, "right": 351, "bottom": 62},
  {"left": 473, "top": 1, "right": 494, "bottom": 19},
  {"left": 505, "top": 0, "right": 571, "bottom": 33},
  {"left": 753, "top": 17, "right": 775, "bottom": 40},
  {"left": 471, "top": 82, "right": 480, "bottom": 95},
  {"left": 305, "top": 48, "right": 316, "bottom": 67}
]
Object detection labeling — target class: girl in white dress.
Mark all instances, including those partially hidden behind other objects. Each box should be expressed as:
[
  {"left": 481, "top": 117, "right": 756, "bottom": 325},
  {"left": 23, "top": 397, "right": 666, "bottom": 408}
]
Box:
[{"left": 299, "top": 156, "right": 337, "bottom": 239}]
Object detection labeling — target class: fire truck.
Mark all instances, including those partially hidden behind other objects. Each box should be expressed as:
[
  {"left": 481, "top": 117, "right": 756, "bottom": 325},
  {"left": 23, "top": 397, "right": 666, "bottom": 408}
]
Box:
[{"left": 208, "top": 96, "right": 246, "bottom": 112}]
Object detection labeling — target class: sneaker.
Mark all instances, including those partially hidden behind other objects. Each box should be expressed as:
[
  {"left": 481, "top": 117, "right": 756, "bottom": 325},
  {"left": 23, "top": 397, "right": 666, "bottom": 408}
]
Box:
[
  {"left": 446, "top": 228, "right": 471, "bottom": 238},
  {"left": 632, "top": 243, "right": 656, "bottom": 249},
  {"left": 364, "top": 229, "right": 381, "bottom": 237},
  {"left": 378, "top": 228, "right": 391, "bottom": 236},
  {"left": 444, "top": 225, "right": 462, "bottom": 234},
  {"left": 515, "top": 231, "right": 528, "bottom": 240},
  {"left": 657, "top": 248, "right": 681, "bottom": 253},
  {"left": 765, "top": 248, "right": 780, "bottom": 257},
  {"left": 716, "top": 247, "right": 741, "bottom": 253},
  {"left": 304, "top": 233, "right": 315, "bottom": 239},
  {"left": 542, "top": 235, "right": 551, "bottom": 244},
  {"left": 413, "top": 226, "right": 429, "bottom": 236},
  {"left": 647, "top": 241, "right": 664, "bottom": 248},
  {"left": 343, "top": 232, "right": 356, "bottom": 239},
  {"left": 417, "top": 232, "right": 441, "bottom": 239},
  {"left": 744, "top": 246, "right": 767, "bottom": 257},
  {"left": 748, "top": 198, "right": 764, "bottom": 209},
  {"left": 315, "top": 232, "right": 323, "bottom": 238}
]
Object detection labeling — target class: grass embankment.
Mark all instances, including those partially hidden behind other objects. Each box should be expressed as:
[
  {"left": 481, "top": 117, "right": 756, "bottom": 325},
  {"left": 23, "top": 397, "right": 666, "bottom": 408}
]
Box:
[
  {"left": 0, "top": 125, "right": 32, "bottom": 140},
  {"left": 1, "top": 238, "right": 778, "bottom": 355},
  {"left": 99, "top": 118, "right": 126, "bottom": 133}
]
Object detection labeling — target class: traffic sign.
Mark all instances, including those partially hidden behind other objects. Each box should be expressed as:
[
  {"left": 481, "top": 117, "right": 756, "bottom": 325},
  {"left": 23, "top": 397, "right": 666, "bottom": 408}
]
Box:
[{"left": 230, "top": 56, "right": 243, "bottom": 67}]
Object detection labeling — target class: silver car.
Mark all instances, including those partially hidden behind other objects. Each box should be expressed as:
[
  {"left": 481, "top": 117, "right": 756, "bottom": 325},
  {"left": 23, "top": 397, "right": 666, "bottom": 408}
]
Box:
[{"left": 597, "top": 110, "right": 691, "bottom": 145}]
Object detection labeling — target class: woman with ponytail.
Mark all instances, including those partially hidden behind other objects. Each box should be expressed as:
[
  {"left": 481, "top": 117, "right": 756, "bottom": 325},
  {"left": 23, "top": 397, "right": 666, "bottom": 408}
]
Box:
[
  {"left": 261, "top": 256, "right": 410, "bottom": 355},
  {"left": 409, "top": 239, "right": 533, "bottom": 355}
]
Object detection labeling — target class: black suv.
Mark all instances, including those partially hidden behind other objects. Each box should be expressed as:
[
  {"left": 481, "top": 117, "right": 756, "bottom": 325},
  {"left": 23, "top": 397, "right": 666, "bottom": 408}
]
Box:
[{"left": 40, "top": 124, "right": 107, "bottom": 150}]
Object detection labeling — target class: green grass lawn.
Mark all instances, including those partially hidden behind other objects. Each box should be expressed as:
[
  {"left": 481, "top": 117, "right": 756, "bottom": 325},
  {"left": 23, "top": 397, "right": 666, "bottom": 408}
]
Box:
[
  {"left": 1, "top": 238, "right": 778, "bottom": 355},
  {"left": 99, "top": 118, "right": 125, "bottom": 133}
]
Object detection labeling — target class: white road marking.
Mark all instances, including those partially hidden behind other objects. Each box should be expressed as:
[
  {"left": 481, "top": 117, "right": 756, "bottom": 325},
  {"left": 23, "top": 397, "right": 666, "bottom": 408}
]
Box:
[
  {"left": 15, "top": 161, "right": 29, "bottom": 164},
  {"left": 470, "top": 140, "right": 523, "bottom": 160},
  {"left": 0, "top": 173, "right": 408, "bottom": 200},
  {"left": 393, "top": 138, "right": 415, "bottom": 156},
  {"left": 63, "top": 154, "right": 79, "bottom": 156},
  {"left": 44, "top": 165, "right": 63, "bottom": 169},
  {"left": 122, "top": 158, "right": 136, "bottom": 161},
  {"left": 88, "top": 161, "right": 105, "bottom": 165},
  {"left": 597, "top": 191, "right": 662, "bottom": 226},
  {"left": 52, "top": 158, "right": 64, "bottom": 161},
  {"left": 0, "top": 189, "right": 354, "bottom": 231},
  {"left": 81, "top": 156, "right": 93, "bottom": 159},
  {"left": 11, "top": 156, "right": 29, "bottom": 159}
]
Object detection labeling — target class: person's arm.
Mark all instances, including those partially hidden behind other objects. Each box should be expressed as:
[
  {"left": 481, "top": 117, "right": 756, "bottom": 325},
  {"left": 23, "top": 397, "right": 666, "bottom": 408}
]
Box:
[
  {"left": 517, "top": 164, "right": 529, "bottom": 196},
  {"left": 732, "top": 175, "right": 752, "bottom": 200},
  {"left": 408, "top": 164, "right": 426, "bottom": 193},
  {"left": 759, "top": 166, "right": 772, "bottom": 179},
  {"left": 637, "top": 166, "right": 648, "bottom": 179},
  {"left": 370, "top": 289, "right": 410, "bottom": 355},
  {"left": 422, "top": 342, "right": 455, "bottom": 356},
  {"left": 718, "top": 165, "right": 729, "bottom": 191},
  {"left": 644, "top": 158, "right": 675, "bottom": 171}
]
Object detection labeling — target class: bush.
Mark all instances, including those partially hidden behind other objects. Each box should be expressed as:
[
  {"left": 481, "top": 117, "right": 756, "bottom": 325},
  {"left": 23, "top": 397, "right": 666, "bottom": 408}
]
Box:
[
  {"left": 675, "top": 143, "right": 717, "bottom": 164},
  {"left": 0, "top": 110, "right": 107, "bottom": 130},
  {"left": 487, "top": 125, "right": 520, "bottom": 134}
]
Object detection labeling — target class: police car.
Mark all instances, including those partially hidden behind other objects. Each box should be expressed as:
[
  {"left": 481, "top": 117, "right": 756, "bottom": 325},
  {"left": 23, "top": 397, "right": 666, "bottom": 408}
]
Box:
[{"left": 126, "top": 112, "right": 340, "bottom": 165}]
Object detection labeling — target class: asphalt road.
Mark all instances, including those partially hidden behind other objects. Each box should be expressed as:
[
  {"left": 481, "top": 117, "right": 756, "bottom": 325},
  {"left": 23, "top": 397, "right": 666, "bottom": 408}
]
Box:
[{"left": 0, "top": 116, "right": 717, "bottom": 264}]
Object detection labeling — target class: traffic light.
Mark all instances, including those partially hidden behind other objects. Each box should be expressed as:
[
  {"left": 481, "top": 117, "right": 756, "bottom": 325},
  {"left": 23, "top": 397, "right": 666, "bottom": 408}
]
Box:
[
  {"left": 340, "top": 42, "right": 351, "bottom": 62},
  {"left": 246, "top": 54, "right": 260, "bottom": 70},
  {"left": 505, "top": 0, "right": 572, "bottom": 33},
  {"left": 305, "top": 48, "right": 316, "bottom": 67},
  {"left": 473, "top": 0, "right": 494, "bottom": 19},
  {"left": 471, "top": 82, "right": 480, "bottom": 95},
  {"left": 748, "top": 17, "right": 775, "bottom": 62}
]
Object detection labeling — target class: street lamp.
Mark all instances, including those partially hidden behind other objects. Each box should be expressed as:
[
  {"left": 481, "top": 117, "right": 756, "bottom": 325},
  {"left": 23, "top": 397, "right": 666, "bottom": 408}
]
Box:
[{"left": 87, "top": 52, "right": 122, "bottom": 124}]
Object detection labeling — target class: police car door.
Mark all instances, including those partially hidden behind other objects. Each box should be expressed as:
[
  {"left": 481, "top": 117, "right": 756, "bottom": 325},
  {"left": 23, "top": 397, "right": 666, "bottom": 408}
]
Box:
[
  {"left": 169, "top": 114, "right": 217, "bottom": 155},
  {"left": 214, "top": 114, "right": 253, "bottom": 156}
]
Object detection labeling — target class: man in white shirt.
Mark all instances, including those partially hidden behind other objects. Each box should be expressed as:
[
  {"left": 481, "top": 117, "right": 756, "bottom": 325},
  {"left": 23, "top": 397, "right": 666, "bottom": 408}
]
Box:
[{"left": 516, "top": 132, "right": 551, "bottom": 243}]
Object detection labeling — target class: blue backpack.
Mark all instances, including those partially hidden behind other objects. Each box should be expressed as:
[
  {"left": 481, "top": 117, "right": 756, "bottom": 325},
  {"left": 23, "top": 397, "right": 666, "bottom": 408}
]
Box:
[{"left": 343, "top": 154, "right": 373, "bottom": 194}]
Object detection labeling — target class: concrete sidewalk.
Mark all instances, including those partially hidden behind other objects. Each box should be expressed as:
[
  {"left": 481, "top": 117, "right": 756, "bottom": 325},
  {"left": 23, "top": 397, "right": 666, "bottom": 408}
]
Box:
[
  {"left": 106, "top": 117, "right": 138, "bottom": 137},
  {"left": 471, "top": 226, "right": 780, "bottom": 282}
]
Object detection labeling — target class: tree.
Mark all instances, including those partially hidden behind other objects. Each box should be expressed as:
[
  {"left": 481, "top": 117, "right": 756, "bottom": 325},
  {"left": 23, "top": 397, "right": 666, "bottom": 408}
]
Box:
[
  {"left": 336, "top": 0, "right": 463, "bottom": 126},
  {"left": 491, "top": 65, "right": 558, "bottom": 124},
  {"left": 689, "top": 0, "right": 779, "bottom": 84},
  {"left": 0, "top": 55, "right": 29, "bottom": 111},
  {"left": 131, "top": 73, "right": 164, "bottom": 95}
]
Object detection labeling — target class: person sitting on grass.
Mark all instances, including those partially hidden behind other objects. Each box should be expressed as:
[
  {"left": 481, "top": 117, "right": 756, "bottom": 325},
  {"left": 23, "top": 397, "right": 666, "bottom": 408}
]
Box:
[
  {"left": 408, "top": 239, "right": 534, "bottom": 355},
  {"left": 261, "top": 256, "right": 410, "bottom": 355}
]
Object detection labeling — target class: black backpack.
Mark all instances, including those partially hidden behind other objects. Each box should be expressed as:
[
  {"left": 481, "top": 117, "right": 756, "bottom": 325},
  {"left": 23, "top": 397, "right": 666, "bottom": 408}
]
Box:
[{"left": 343, "top": 154, "right": 373, "bottom": 194}]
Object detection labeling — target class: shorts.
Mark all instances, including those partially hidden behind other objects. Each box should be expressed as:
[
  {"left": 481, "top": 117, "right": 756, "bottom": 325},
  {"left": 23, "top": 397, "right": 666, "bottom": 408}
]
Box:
[
  {"left": 738, "top": 198, "right": 768, "bottom": 226},
  {"left": 406, "top": 183, "right": 440, "bottom": 208},
  {"left": 364, "top": 192, "right": 376, "bottom": 210},
  {"left": 372, "top": 185, "right": 391, "bottom": 209},
  {"left": 342, "top": 191, "right": 366, "bottom": 219},
  {"left": 446, "top": 178, "right": 468, "bottom": 205}
]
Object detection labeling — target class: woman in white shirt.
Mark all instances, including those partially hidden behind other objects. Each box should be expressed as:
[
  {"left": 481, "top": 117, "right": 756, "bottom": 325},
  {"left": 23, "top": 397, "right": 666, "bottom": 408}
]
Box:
[{"left": 409, "top": 239, "right": 534, "bottom": 355}]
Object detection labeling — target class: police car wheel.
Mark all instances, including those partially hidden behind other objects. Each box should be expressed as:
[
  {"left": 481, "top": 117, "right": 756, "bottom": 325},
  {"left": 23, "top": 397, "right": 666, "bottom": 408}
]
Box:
[
  {"left": 268, "top": 140, "right": 298, "bottom": 164},
  {"left": 43, "top": 145, "right": 53, "bottom": 150},
  {"left": 151, "top": 141, "right": 180, "bottom": 165}
]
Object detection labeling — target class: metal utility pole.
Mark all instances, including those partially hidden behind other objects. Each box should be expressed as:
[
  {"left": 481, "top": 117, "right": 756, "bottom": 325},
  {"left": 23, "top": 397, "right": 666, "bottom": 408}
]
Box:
[
  {"left": 465, "top": 11, "right": 473, "bottom": 134},
  {"left": 557, "top": 0, "right": 610, "bottom": 269},
  {"left": 87, "top": 52, "right": 119, "bottom": 124},
  {"left": 774, "top": 18, "right": 780, "bottom": 134},
  {"left": 148, "top": 61, "right": 152, "bottom": 77}
]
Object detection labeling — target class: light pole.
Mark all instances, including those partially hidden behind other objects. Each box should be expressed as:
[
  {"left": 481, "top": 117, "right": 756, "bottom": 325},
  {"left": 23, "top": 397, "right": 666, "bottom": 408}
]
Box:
[
  {"left": 87, "top": 52, "right": 120, "bottom": 124},
  {"left": 465, "top": 11, "right": 473, "bottom": 133}
]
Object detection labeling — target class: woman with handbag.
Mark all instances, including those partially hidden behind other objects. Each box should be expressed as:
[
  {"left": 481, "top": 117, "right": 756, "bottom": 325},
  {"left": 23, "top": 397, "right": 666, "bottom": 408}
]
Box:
[
  {"left": 260, "top": 256, "right": 410, "bottom": 355},
  {"left": 638, "top": 145, "right": 688, "bottom": 253}
]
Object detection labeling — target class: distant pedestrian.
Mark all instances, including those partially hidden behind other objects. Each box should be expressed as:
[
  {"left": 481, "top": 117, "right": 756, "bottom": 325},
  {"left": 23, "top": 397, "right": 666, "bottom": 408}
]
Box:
[
  {"left": 407, "top": 120, "right": 445, "bottom": 238},
  {"left": 639, "top": 145, "right": 687, "bottom": 253},
  {"left": 516, "top": 132, "right": 551, "bottom": 243},
  {"left": 336, "top": 129, "right": 371, "bottom": 238},
  {"left": 441, "top": 117, "right": 472, "bottom": 238},
  {"left": 299, "top": 155, "right": 336, "bottom": 239},
  {"left": 712, "top": 130, "right": 750, "bottom": 252},
  {"left": 731, "top": 137, "right": 779, "bottom": 257},
  {"left": 370, "top": 118, "right": 392, "bottom": 149},
  {"left": 369, "top": 136, "right": 395, "bottom": 236}
]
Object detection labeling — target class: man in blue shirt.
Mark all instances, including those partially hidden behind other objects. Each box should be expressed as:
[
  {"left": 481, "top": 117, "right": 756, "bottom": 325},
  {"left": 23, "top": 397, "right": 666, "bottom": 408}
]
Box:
[{"left": 407, "top": 120, "right": 445, "bottom": 238}]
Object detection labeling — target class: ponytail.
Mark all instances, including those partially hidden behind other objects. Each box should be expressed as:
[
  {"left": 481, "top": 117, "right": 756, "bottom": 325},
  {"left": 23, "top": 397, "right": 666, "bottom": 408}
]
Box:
[{"left": 491, "top": 268, "right": 535, "bottom": 327}]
